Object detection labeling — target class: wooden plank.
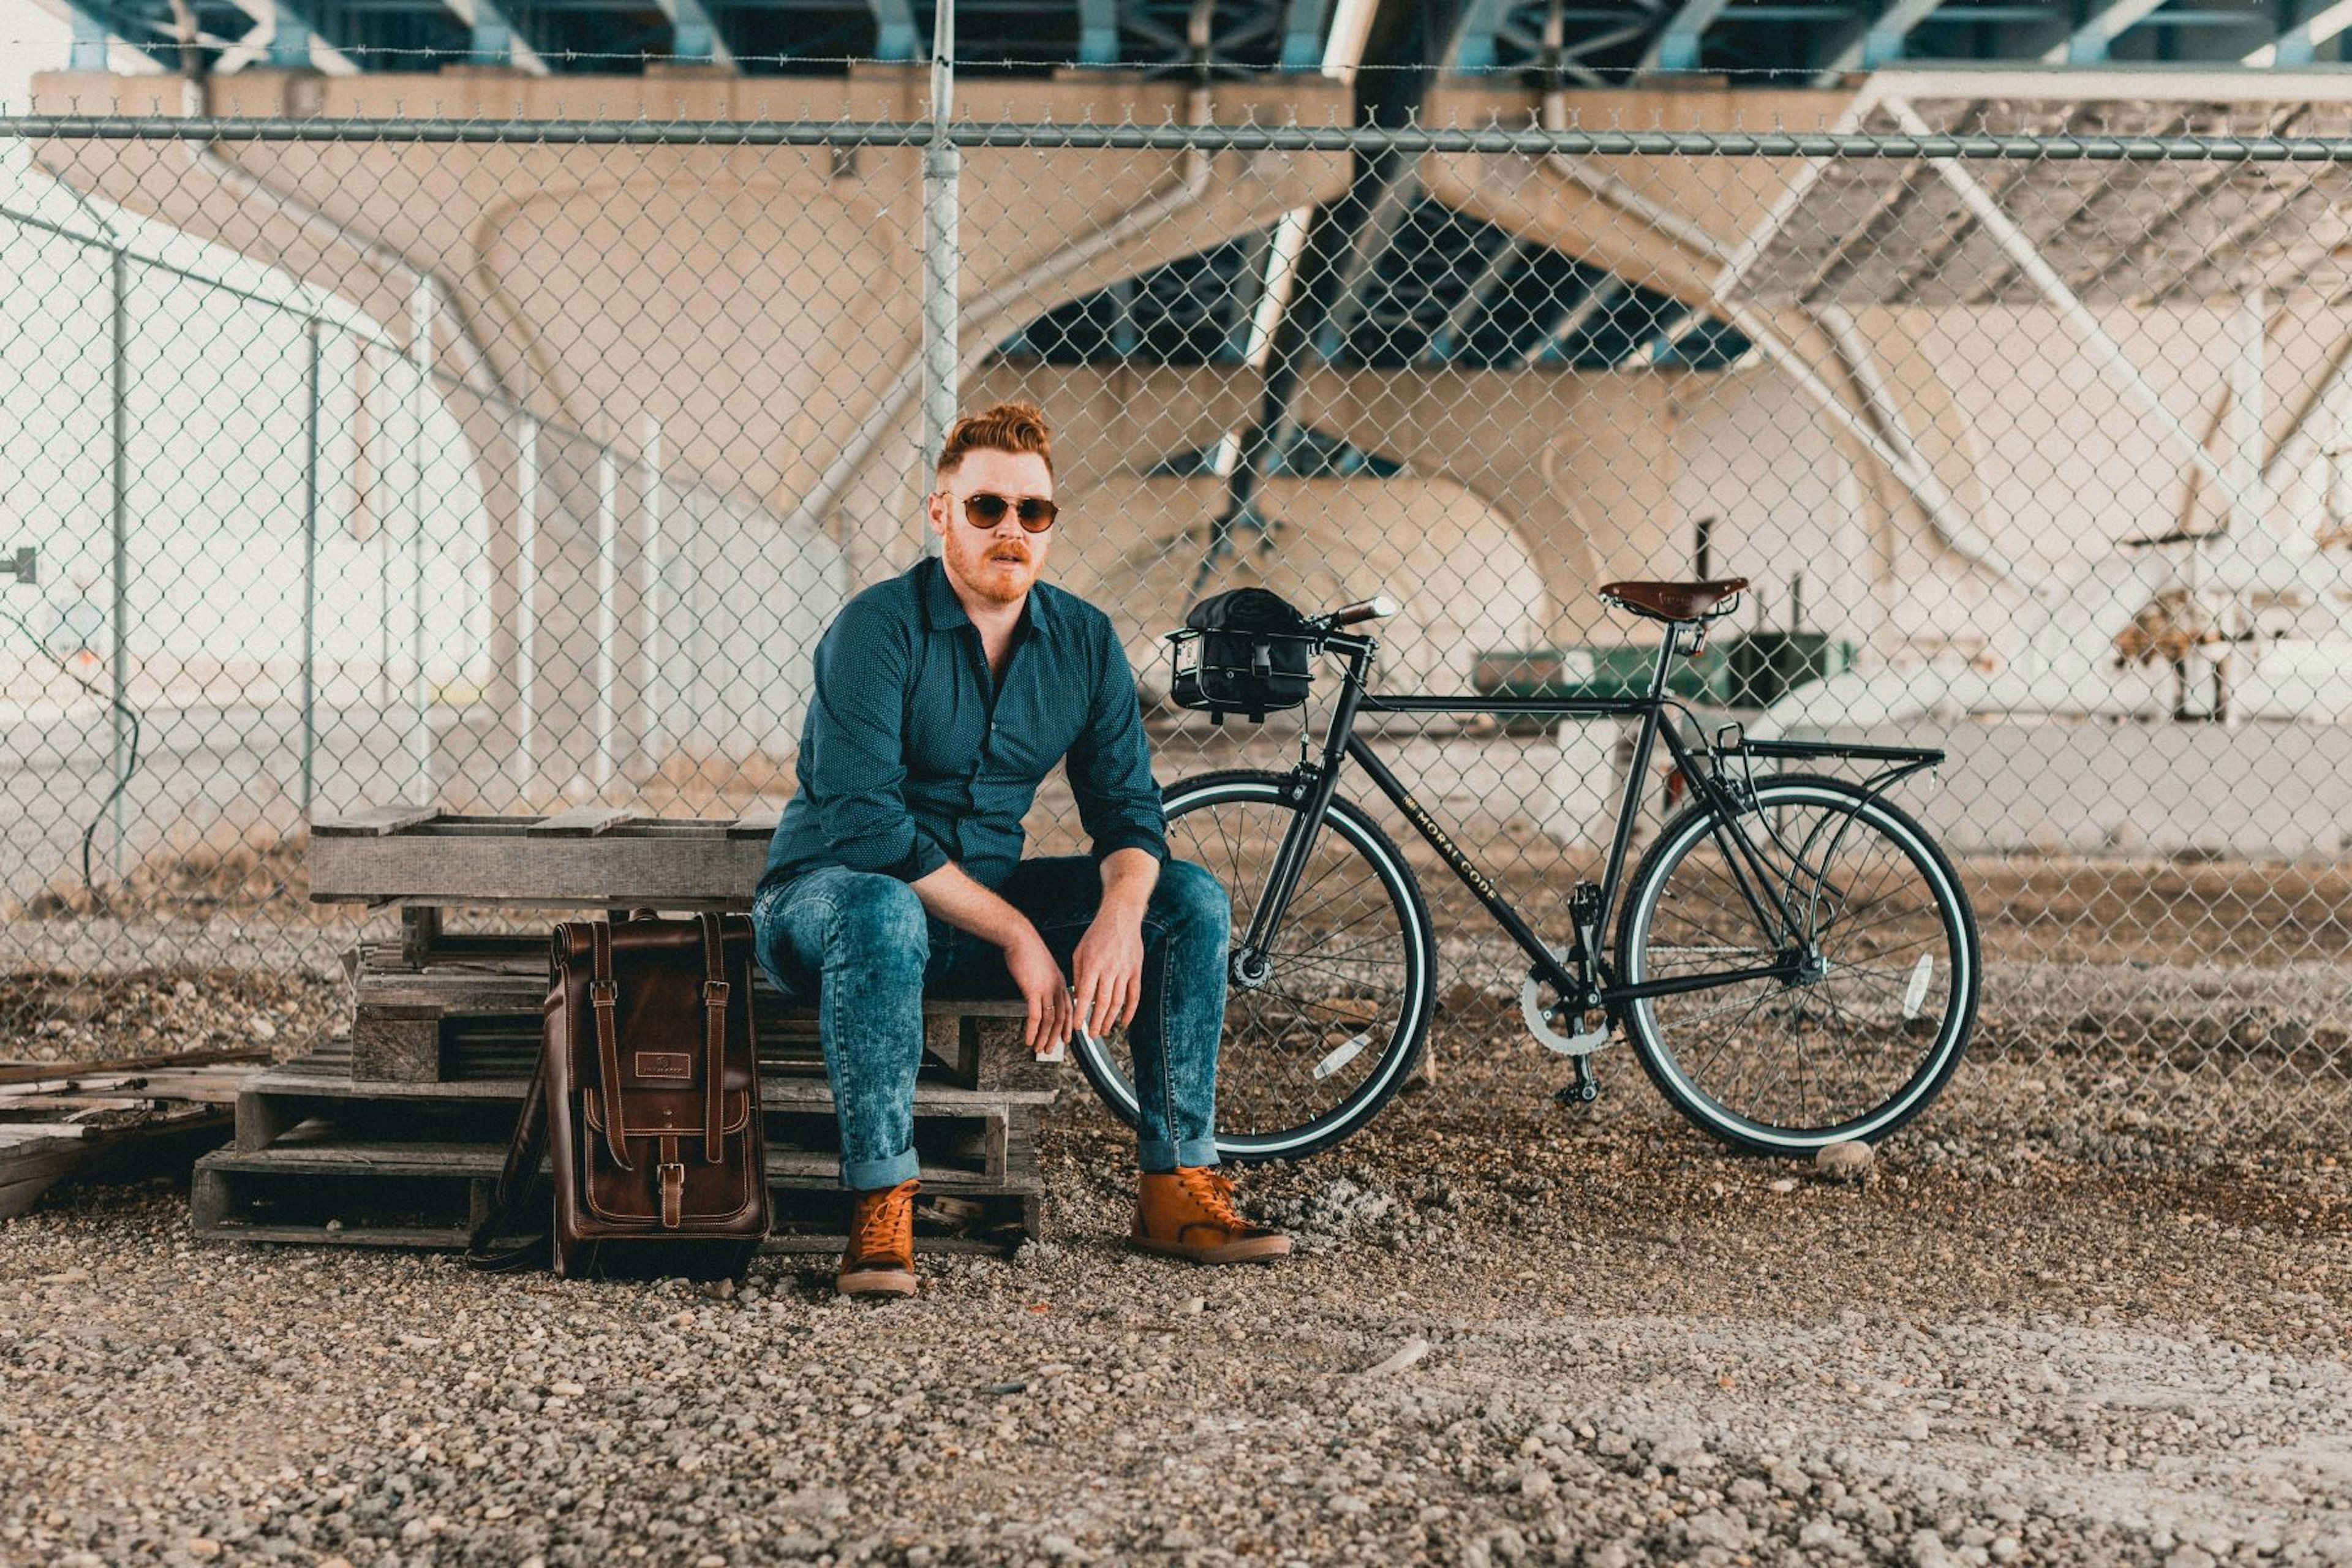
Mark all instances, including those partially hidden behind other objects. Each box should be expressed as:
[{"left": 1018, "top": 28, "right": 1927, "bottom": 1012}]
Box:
[
  {"left": 195, "top": 1220, "right": 1017, "bottom": 1256},
  {"left": 728, "top": 811, "right": 782, "bottom": 838},
  {"left": 197, "top": 1139, "right": 1042, "bottom": 1194},
  {"left": 400, "top": 907, "right": 443, "bottom": 967},
  {"left": 312, "top": 804, "right": 443, "bottom": 838},
  {"left": 351, "top": 1011, "right": 442, "bottom": 1084},
  {"left": 0, "top": 1047, "right": 269, "bottom": 1088},
  {"left": 526, "top": 806, "right": 640, "bottom": 837},
  {"left": 309, "top": 832, "right": 767, "bottom": 904},
  {"left": 239, "top": 1060, "right": 1055, "bottom": 1109}
]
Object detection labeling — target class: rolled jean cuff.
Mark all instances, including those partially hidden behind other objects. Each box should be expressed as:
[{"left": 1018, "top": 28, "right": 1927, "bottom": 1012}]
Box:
[
  {"left": 840, "top": 1147, "right": 920, "bottom": 1192},
  {"left": 1139, "top": 1134, "right": 1223, "bottom": 1173}
]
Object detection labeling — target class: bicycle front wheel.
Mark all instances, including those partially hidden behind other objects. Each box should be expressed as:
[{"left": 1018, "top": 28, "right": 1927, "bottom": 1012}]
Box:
[
  {"left": 1616, "top": 774, "right": 1980, "bottom": 1154},
  {"left": 1070, "top": 769, "right": 1435, "bottom": 1163}
]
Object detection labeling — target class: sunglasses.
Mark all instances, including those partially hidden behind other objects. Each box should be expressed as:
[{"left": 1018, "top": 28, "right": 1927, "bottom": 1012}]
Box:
[{"left": 940, "top": 489, "right": 1059, "bottom": 533}]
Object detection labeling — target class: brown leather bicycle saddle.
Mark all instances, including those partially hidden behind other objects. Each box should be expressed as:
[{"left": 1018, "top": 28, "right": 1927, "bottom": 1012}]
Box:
[{"left": 1599, "top": 578, "right": 1749, "bottom": 621}]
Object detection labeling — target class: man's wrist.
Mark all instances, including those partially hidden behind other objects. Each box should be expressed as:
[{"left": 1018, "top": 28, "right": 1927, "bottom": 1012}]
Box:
[{"left": 1096, "top": 886, "right": 1150, "bottom": 923}]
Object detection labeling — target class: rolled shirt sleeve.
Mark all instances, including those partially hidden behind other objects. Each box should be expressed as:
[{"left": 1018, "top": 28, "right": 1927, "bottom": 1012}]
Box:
[
  {"left": 804, "top": 602, "right": 953, "bottom": 883},
  {"left": 1068, "top": 626, "right": 1169, "bottom": 865}
]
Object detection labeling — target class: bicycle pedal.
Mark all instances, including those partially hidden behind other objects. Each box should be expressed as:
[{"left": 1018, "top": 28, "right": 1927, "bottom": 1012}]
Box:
[{"left": 1553, "top": 1057, "right": 1600, "bottom": 1107}]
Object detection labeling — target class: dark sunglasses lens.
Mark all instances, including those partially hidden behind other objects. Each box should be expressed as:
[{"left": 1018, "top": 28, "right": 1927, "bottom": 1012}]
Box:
[{"left": 961, "top": 494, "right": 1056, "bottom": 532}]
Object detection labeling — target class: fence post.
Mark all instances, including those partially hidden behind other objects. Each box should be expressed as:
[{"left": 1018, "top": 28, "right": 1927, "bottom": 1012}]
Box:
[
  {"left": 406, "top": 278, "right": 433, "bottom": 804},
  {"left": 919, "top": 0, "right": 959, "bottom": 557},
  {"left": 300, "top": 317, "right": 322, "bottom": 819},
  {"left": 107, "top": 246, "right": 129, "bottom": 884},
  {"left": 639, "top": 413, "right": 666, "bottom": 770},
  {"left": 510, "top": 412, "right": 538, "bottom": 796},
  {"left": 593, "top": 440, "right": 618, "bottom": 793}
]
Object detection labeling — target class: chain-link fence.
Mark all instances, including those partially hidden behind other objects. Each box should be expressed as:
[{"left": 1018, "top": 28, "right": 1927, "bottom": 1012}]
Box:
[{"left": 6, "top": 83, "right": 2352, "bottom": 1146}]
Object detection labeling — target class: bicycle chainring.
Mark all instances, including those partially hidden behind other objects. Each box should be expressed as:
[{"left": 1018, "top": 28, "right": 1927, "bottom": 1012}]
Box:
[{"left": 1521, "top": 946, "right": 1611, "bottom": 1057}]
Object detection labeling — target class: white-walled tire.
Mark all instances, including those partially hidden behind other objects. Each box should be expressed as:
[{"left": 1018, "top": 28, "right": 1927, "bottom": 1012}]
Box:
[
  {"left": 1070, "top": 770, "right": 1435, "bottom": 1164},
  {"left": 1616, "top": 775, "right": 1979, "bottom": 1155}
]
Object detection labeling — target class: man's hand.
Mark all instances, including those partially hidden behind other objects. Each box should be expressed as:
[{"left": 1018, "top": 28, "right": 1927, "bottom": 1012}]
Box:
[
  {"left": 1003, "top": 925, "right": 1074, "bottom": 1057},
  {"left": 1071, "top": 906, "right": 1145, "bottom": 1042}
]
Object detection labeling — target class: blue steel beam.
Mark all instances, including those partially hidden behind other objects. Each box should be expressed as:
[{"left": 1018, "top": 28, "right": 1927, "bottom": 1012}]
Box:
[
  {"left": 466, "top": 0, "right": 511, "bottom": 62},
  {"left": 1446, "top": 0, "right": 1515, "bottom": 69},
  {"left": 868, "top": 0, "right": 919, "bottom": 59},
  {"left": 1280, "top": 0, "right": 1332, "bottom": 66},
  {"left": 1640, "top": 0, "right": 1736, "bottom": 72},
  {"left": 268, "top": 0, "right": 312, "bottom": 65},
  {"left": 654, "top": 0, "right": 734, "bottom": 63},
  {"left": 1079, "top": 0, "right": 1120, "bottom": 62},
  {"left": 2247, "top": 0, "right": 2352, "bottom": 64},
  {"left": 67, "top": 3, "right": 113, "bottom": 67},
  {"left": 1812, "top": 0, "right": 1948, "bottom": 79},
  {"left": 2045, "top": 0, "right": 2170, "bottom": 61}
]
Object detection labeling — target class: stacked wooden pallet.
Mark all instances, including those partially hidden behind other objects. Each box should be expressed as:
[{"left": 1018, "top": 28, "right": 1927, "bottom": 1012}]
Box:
[
  {"left": 2, "top": 1050, "right": 262, "bottom": 1220},
  {"left": 193, "top": 807, "right": 1060, "bottom": 1256}
]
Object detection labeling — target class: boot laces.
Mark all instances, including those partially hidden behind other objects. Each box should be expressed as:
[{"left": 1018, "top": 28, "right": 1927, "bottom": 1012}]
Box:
[
  {"left": 856, "top": 1179, "right": 918, "bottom": 1259},
  {"left": 1178, "top": 1166, "right": 1246, "bottom": 1229}
]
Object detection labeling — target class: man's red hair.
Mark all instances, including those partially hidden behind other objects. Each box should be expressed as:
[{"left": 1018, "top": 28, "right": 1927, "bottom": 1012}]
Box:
[{"left": 937, "top": 400, "right": 1055, "bottom": 480}]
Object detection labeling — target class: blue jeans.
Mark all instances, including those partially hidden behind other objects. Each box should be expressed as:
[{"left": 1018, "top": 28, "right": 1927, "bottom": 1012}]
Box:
[{"left": 751, "top": 856, "right": 1229, "bottom": 1189}]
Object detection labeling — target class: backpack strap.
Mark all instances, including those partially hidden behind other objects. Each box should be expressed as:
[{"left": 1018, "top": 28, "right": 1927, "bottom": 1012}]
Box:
[
  {"left": 698, "top": 910, "right": 729, "bottom": 1165},
  {"left": 588, "top": 920, "right": 633, "bottom": 1172},
  {"left": 466, "top": 1002, "right": 552, "bottom": 1271}
]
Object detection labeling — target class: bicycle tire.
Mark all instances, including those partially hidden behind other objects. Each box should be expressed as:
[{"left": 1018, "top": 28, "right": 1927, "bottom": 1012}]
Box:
[
  {"left": 1615, "top": 774, "right": 1980, "bottom": 1155},
  {"left": 1069, "top": 769, "right": 1436, "bottom": 1164}
]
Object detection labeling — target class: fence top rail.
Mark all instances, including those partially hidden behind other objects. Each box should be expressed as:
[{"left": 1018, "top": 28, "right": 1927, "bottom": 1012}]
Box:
[{"left": 12, "top": 115, "right": 2352, "bottom": 161}]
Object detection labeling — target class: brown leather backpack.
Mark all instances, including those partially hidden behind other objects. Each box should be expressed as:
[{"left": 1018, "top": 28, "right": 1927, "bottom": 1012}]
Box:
[{"left": 475, "top": 911, "right": 769, "bottom": 1278}]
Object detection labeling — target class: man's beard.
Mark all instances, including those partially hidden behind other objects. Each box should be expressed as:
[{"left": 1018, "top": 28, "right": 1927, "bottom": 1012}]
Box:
[{"left": 953, "top": 537, "right": 1036, "bottom": 604}]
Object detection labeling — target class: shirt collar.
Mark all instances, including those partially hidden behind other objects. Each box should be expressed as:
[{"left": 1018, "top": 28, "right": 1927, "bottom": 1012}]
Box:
[{"left": 917, "top": 555, "right": 1051, "bottom": 637}]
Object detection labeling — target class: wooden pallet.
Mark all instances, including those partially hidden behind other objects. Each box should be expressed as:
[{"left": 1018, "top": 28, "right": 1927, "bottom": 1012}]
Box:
[
  {"left": 193, "top": 1118, "right": 1041, "bottom": 1256},
  {"left": 345, "top": 937, "right": 1052, "bottom": 1096},
  {"left": 247, "top": 809, "right": 1071, "bottom": 1258},
  {"left": 1, "top": 1055, "right": 259, "bottom": 1220}
]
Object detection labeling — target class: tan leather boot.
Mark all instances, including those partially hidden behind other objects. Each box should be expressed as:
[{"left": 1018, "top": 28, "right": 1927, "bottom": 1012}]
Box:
[
  {"left": 837, "top": 1178, "right": 920, "bottom": 1298},
  {"left": 1131, "top": 1166, "right": 1291, "bottom": 1264}
]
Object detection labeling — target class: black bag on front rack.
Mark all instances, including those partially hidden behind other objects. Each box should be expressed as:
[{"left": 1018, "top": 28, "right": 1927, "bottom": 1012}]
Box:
[{"left": 1169, "top": 588, "right": 1316, "bottom": 725}]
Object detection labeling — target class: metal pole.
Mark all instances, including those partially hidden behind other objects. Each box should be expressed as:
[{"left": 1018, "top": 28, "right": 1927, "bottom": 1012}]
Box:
[
  {"left": 406, "top": 277, "right": 432, "bottom": 804},
  {"left": 639, "top": 413, "right": 666, "bottom": 769},
  {"left": 371, "top": 343, "right": 391, "bottom": 707},
  {"left": 593, "top": 439, "right": 618, "bottom": 793},
  {"left": 300, "top": 317, "right": 322, "bottom": 818},
  {"left": 919, "top": 0, "right": 959, "bottom": 557},
  {"left": 108, "top": 247, "right": 129, "bottom": 883},
  {"left": 511, "top": 412, "right": 538, "bottom": 796},
  {"left": 2230, "top": 287, "right": 2271, "bottom": 539}
]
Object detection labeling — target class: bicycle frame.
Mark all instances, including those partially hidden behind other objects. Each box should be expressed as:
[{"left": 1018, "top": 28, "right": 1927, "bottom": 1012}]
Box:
[{"left": 1229, "top": 621, "right": 1943, "bottom": 1022}]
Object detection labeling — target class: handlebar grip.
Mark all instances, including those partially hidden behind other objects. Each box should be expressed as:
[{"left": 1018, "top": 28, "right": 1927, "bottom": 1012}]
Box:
[{"left": 1330, "top": 596, "right": 1400, "bottom": 627}]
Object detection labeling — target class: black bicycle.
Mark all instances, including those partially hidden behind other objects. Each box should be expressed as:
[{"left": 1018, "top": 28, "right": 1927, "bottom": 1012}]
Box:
[{"left": 1070, "top": 579, "right": 1981, "bottom": 1163}]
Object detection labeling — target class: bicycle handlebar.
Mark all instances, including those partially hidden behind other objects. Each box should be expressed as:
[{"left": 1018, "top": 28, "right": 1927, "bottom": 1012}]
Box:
[{"left": 1322, "top": 596, "right": 1400, "bottom": 629}]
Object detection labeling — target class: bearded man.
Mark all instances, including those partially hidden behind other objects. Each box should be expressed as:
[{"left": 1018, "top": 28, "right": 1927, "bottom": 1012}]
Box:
[{"left": 753, "top": 400, "right": 1290, "bottom": 1298}]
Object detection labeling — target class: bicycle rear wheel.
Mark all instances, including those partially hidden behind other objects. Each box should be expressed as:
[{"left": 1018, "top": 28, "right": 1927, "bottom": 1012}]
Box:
[
  {"left": 1615, "top": 774, "right": 1979, "bottom": 1154},
  {"left": 1069, "top": 769, "right": 1434, "bottom": 1163}
]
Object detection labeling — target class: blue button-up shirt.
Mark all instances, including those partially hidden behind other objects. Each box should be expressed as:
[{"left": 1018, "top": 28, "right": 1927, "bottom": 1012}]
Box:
[{"left": 761, "top": 556, "right": 1167, "bottom": 895}]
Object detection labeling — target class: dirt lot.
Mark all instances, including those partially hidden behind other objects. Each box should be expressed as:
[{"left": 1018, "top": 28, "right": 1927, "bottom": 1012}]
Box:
[{"left": 7, "top": 998, "right": 2351, "bottom": 1568}]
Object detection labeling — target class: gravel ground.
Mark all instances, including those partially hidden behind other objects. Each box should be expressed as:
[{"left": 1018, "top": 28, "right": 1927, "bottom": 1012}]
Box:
[{"left": 7, "top": 1011, "right": 2351, "bottom": 1568}]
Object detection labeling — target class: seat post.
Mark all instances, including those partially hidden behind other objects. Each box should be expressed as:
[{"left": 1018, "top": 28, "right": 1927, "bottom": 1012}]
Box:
[{"left": 1646, "top": 624, "right": 1686, "bottom": 699}]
